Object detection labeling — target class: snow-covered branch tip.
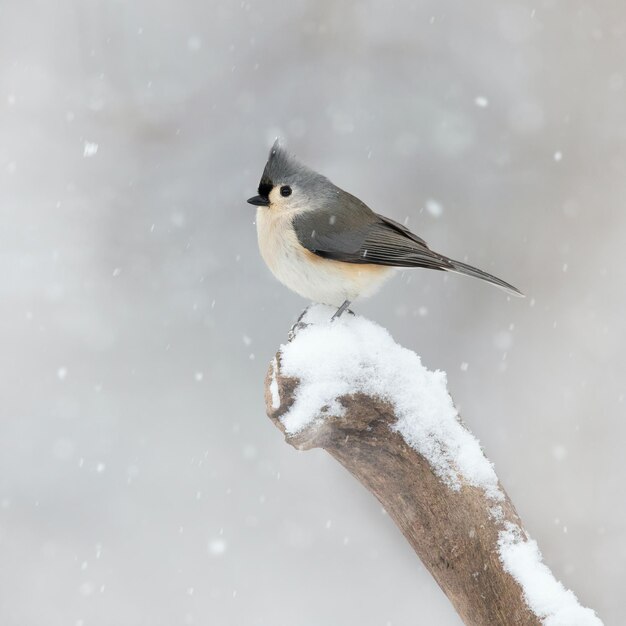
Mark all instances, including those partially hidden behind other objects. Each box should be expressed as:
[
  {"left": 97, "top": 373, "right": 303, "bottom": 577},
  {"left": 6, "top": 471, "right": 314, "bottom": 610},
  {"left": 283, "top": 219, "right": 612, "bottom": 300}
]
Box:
[{"left": 265, "top": 305, "right": 602, "bottom": 626}]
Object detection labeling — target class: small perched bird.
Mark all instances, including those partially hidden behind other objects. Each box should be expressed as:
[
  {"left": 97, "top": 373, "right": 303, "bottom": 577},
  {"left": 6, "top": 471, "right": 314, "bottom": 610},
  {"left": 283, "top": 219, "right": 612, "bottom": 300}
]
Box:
[{"left": 248, "top": 141, "right": 522, "bottom": 318}]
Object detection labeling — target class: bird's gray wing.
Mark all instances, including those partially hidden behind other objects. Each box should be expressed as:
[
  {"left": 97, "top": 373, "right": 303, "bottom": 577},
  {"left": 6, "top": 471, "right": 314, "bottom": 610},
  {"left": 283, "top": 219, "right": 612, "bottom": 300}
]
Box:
[
  {"left": 292, "top": 190, "right": 523, "bottom": 295},
  {"left": 292, "top": 190, "right": 450, "bottom": 269}
]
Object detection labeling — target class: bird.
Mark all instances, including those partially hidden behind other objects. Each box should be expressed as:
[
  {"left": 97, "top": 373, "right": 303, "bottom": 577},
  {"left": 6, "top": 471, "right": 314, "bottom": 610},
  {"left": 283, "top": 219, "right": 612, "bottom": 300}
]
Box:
[{"left": 248, "top": 140, "right": 523, "bottom": 319}]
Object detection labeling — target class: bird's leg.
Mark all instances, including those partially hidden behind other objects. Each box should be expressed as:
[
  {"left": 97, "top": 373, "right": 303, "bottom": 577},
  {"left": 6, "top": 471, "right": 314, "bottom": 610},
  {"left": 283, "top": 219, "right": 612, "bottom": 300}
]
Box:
[
  {"left": 331, "top": 300, "right": 351, "bottom": 321},
  {"left": 293, "top": 307, "right": 310, "bottom": 326}
]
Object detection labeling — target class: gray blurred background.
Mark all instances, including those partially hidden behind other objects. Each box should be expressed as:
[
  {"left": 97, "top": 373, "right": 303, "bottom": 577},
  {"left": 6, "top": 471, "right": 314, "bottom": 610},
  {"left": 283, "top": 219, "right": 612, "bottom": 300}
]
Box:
[{"left": 0, "top": 1, "right": 624, "bottom": 624}]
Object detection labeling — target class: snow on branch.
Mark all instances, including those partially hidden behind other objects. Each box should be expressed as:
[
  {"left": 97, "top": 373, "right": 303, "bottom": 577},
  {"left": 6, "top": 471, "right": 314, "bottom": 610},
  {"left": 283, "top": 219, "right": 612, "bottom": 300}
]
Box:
[{"left": 265, "top": 305, "right": 602, "bottom": 626}]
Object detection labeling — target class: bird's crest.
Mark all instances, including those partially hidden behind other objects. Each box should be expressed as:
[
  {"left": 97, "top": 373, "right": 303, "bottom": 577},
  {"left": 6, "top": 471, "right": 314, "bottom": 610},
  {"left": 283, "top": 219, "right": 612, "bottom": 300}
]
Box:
[{"left": 260, "top": 139, "right": 322, "bottom": 189}]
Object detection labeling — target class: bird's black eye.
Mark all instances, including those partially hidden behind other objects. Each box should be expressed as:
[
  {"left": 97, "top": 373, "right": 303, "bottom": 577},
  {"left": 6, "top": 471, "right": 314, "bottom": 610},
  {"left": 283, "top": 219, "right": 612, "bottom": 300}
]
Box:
[{"left": 280, "top": 185, "right": 292, "bottom": 197}]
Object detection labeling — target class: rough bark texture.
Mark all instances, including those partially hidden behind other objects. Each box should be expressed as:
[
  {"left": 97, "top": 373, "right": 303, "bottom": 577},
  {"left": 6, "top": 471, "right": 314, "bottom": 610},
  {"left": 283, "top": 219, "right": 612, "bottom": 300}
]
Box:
[{"left": 264, "top": 324, "right": 540, "bottom": 626}]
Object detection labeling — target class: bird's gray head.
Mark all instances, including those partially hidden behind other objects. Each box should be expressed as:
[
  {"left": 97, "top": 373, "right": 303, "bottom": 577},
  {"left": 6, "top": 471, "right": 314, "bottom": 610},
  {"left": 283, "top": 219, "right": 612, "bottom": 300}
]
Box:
[{"left": 247, "top": 140, "right": 337, "bottom": 214}]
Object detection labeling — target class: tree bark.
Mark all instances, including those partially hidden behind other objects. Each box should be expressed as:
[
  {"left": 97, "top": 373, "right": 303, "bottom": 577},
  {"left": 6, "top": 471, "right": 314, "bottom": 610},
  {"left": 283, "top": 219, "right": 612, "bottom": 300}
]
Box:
[{"left": 264, "top": 324, "right": 540, "bottom": 626}]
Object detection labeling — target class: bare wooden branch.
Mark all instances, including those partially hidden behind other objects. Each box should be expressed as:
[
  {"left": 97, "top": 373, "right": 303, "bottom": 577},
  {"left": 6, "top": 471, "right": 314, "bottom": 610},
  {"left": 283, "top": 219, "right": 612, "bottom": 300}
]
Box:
[{"left": 264, "top": 319, "right": 541, "bottom": 625}]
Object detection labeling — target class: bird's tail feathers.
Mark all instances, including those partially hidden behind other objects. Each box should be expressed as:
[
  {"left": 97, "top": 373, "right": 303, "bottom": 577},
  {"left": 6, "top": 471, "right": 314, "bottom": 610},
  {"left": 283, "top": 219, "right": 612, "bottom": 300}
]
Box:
[{"left": 445, "top": 258, "right": 524, "bottom": 298}]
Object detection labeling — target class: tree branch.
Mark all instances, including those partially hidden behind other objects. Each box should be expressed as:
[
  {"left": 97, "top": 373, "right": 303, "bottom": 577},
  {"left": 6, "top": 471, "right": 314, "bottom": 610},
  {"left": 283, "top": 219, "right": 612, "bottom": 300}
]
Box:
[{"left": 264, "top": 306, "right": 602, "bottom": 626}]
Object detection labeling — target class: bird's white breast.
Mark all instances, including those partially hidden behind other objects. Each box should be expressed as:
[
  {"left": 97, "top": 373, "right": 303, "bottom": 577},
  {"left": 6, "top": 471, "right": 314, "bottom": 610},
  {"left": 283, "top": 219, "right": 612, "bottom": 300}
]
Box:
[{"left": 256, "top": 208, "right": 393, "bottom": 306}]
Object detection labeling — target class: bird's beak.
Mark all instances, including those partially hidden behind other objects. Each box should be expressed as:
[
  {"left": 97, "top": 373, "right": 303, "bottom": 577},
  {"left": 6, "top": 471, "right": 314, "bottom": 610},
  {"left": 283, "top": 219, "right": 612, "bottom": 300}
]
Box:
[{"left": 247, "top": 195, "right": 270, "bottom": 207}]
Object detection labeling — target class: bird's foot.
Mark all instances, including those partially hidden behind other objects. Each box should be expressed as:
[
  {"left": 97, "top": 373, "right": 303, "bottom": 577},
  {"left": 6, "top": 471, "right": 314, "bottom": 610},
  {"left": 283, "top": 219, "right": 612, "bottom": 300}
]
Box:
[{"left": 289, "top": 307, "right": 312, "bottom": 340}]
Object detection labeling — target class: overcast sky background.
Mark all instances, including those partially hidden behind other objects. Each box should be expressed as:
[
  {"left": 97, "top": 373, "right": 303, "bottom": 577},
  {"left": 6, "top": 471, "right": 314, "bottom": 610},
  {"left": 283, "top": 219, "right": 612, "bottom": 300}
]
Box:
[{"left": 1, "top": 1, "right": 624, "bottom": 624}]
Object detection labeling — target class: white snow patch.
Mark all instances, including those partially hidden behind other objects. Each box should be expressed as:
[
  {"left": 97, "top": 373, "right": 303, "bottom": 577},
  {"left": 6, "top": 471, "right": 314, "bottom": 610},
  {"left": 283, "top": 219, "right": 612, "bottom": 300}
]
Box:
[
  {"left": 498, "top": 522, "right": 602, "bottom": 625},
  {"left": 269, "top": 358, "right": 280, "bottom": 409},
  {"left": 278, "top": 305, "right": 501, "bottom": 498},
  {"left": 187, "top": 36, "right": 202, "bottom": 51},
  {"left": 489, "top": 505, "right": 505, "bottom": 522},
  {"left": 474, "top": 96, "right": 489, "bottom": 108},
  {"left": 425, "top": 198, "right": 444, "bottom": 217},
  {"left": 83, "top": 141, "right": 98, "bottom": 157},
  {"left": 79, "top": 581, "right": 94, "bottom": 596},
  {"left": 208, "top": 538, "right": 227, "bottom": 556},
  {"left": 552, "top": 444, "right": 567, "bottom": 461}
]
